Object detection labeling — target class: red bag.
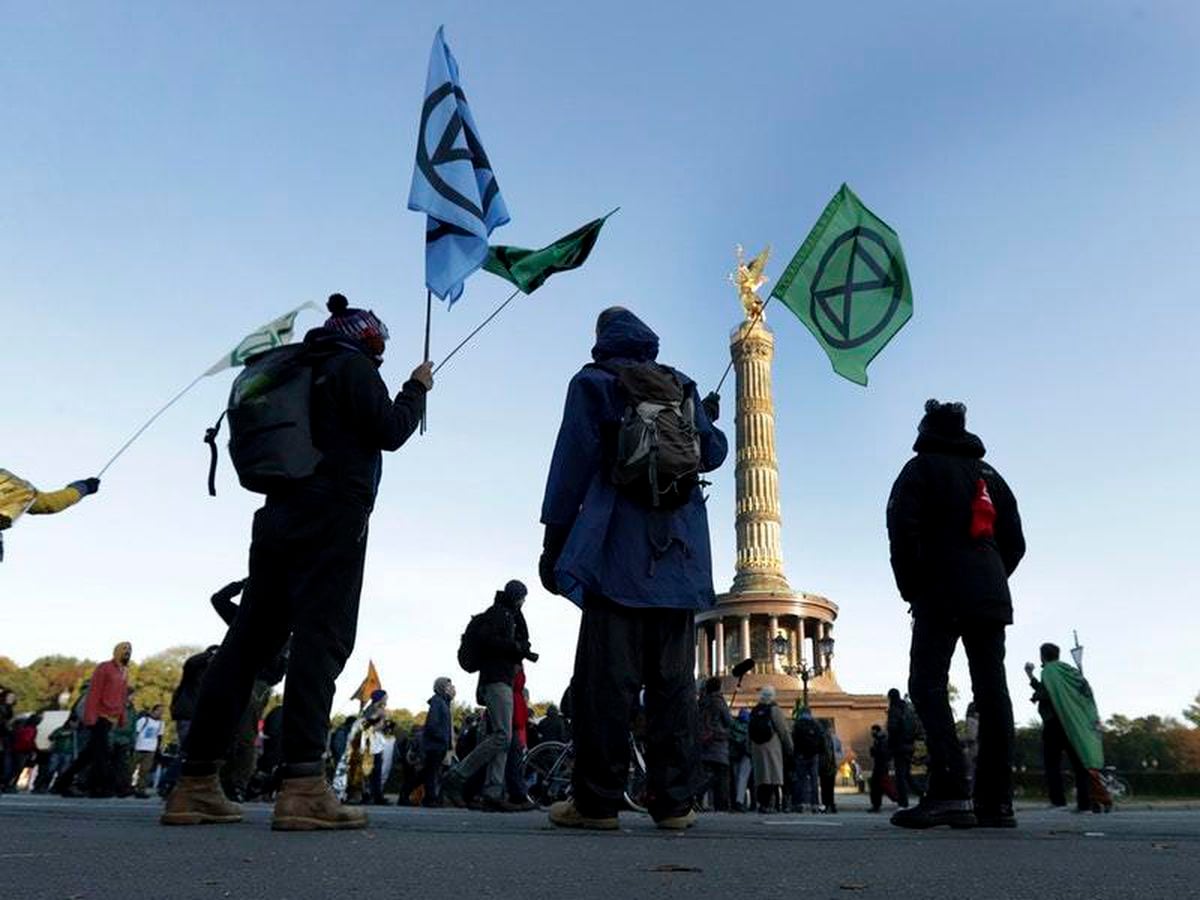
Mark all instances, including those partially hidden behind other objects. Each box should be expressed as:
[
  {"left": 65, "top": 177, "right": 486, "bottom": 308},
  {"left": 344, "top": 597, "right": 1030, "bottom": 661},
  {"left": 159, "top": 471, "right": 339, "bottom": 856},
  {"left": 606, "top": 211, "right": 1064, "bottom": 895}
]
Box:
[
  {"left": 970, "top": 477, "right": 996, "bottom": 541},
  {"left": 12, "top": 724, "right": 37, "bottom": 754}
]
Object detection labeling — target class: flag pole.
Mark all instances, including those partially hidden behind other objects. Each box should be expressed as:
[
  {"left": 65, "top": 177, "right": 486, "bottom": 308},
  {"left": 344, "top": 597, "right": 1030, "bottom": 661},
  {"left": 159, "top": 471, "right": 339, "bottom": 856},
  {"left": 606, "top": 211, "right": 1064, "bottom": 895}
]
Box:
[
  {"left": 433, "top": 287, "right": 522, "bottom": 376},
  {"left": 421, "top": 289, "right": 432, "bottom": 434},
  {"left": 713, "top": 296, "right": 775, "bottom": 396},
  {"left": 96, "top": 373, "right": 208, "bottom": 477}
]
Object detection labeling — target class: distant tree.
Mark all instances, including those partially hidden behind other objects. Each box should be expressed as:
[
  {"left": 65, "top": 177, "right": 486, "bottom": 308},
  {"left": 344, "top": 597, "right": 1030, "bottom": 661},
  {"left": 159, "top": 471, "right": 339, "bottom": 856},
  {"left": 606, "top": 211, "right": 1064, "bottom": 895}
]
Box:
[{"left": 1185, "top": 693, "right": 1200, "bottom": 728}]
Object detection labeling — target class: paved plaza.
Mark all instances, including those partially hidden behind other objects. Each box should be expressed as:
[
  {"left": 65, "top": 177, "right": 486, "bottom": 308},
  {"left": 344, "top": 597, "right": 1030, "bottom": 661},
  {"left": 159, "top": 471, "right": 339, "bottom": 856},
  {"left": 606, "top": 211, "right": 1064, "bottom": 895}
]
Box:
[{"left": 2, "top": 793, "right": 1197, "bottom": 900}]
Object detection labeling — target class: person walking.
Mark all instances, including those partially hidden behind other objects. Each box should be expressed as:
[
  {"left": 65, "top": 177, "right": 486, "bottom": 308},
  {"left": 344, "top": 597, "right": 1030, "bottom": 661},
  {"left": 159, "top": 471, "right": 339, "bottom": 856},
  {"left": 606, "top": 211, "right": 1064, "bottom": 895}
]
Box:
[
  {"left": 132, "top": 704, "right": 165, "bottom": 798},
  {"left": 887, "top": 399, "right": 1025, "bottom": 829},
  {"left": 696, "top": 677, "right": 732, "bottom": 811},
  {"left": 729, "top": 709, "right": 753, "bottom": 812},
  {"left": 443, "top": 580, "right": 536, "bottom": 812},
  {"left": 1027, "top": 644, "right": 1112, "bottom": 812},
  {"left": 749, "top": 686, "right": 792, "bottom": 813},
  {"left": 539, "top": 308, "right": 728, "bottom": 831},
  {"left": 868, "top": 724, "right": 891, "bottom": 812},
  {"left": 162, "top": 294, "right": 431, "bottom": 831},
  {"left": 58, "top": 643, "right": 132, "bottom": 798},
  {"left": 421, "top": 678, "right": 455, "bottom": 807}
]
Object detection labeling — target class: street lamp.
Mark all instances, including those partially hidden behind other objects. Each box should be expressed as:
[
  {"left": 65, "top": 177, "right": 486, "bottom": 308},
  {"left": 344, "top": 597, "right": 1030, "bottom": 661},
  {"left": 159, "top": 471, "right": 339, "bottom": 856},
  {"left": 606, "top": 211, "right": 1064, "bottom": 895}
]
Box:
[{"left": 772, "top": 632, "right": 835, "bottom": 709}]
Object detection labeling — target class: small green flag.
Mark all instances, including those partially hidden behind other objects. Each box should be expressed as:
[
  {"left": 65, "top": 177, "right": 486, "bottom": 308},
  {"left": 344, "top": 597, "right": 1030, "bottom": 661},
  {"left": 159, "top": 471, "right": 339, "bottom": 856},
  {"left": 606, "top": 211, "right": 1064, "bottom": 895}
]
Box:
[
  {"left": 771, "top": 185, "right": 912, "bottom": 386},
  {"left": 204, "top": 301, "right": 318, "bottom": 376},
  {"left": 484, "top": 212, "right": 612, "bottom": 294}
]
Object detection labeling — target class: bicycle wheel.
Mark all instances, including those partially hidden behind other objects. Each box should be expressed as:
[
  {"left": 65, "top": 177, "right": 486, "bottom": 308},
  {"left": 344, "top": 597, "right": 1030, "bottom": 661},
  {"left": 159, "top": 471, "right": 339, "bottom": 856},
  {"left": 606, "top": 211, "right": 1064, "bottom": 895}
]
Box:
[
  {"left": 524, "top": 741, "right": 573, "bottom": 808},
  {"left": 623, "top": 740, "right": 649, "bottom": 813}
]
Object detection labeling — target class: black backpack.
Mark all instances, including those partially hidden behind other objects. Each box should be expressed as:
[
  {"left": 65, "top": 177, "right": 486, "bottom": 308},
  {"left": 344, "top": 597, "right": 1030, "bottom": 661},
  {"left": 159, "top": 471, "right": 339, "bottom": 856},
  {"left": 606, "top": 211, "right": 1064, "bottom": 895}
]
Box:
[
  {"left": 793, "top": 717, "right": 823, "bottom": 757},
  {"left": 205, "top": 345, "right": 322, "bottom": 495},
  {"left": 595, "top": 361, "right": 701, "bottom": 509},
  {"left": 457, "top": 613, "right": 488, "bottom": 674},
  {"left": 748, "top": 703, "right": 776, "bottom": 744}
]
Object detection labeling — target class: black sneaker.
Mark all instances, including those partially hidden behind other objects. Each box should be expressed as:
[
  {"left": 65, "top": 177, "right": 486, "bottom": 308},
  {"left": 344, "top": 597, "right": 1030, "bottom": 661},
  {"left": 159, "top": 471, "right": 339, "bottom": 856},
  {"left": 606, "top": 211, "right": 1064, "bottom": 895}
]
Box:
[
  {"left": 890, "top": 798, "right": 976, "bottom": 830},
  {"left": 974, "top": 804, "right": 1017, "bottom": 828}
]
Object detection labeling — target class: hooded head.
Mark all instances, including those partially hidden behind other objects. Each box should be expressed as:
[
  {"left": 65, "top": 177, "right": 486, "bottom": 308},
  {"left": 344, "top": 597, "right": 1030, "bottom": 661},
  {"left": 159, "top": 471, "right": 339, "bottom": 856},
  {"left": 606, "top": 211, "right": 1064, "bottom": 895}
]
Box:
[
  {"left": 914, "top": 398, "right": 985, "bottom": 458},
  {"left": 112, "top": 642, "right": 132, "bottom": 667},
  {"left": 758, "top": 685, "right": 777, "bottom": 704},
  {"left": 888, "top": 688, "right": 902, "bottom": 705},
  {"left": 324, "top": 293, "right": 390, "bottom": 363},
  {"left": 592, "top": 307, "right": 659, "bottom": 364},
  {"left": 498, "top": 579, "right": 527, "bottom": 610},
  {"left": 433, "top": 676, "right": 455, "bottom": 700},
  {"left": 704, "top": 677, "right": 723, "bottom": 696}
]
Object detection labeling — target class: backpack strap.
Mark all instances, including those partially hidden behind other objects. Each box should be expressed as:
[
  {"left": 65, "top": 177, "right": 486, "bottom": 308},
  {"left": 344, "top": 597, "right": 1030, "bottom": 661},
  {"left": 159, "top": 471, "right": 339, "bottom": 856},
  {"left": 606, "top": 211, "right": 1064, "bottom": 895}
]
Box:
[{"left": 204, "top": 412, "right": 227, "bottom": 498}]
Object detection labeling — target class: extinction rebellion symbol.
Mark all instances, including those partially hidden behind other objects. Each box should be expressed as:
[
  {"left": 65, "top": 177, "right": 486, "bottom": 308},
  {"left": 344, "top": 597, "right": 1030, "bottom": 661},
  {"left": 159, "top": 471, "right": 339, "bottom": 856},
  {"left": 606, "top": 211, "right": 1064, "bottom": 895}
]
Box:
[
  {"left": 810, "top": 227, "right": 904, "bottom": 349},
  {"left": 415, "top": 81, "right": 500, "bottom": 226}
]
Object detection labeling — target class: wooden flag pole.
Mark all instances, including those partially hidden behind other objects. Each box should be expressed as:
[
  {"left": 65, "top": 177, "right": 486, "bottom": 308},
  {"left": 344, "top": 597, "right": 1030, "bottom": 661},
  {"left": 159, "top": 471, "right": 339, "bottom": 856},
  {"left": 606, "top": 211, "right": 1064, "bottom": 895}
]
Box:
[{"left": 420, "top": 289, "right": 432, "bottom": 434}]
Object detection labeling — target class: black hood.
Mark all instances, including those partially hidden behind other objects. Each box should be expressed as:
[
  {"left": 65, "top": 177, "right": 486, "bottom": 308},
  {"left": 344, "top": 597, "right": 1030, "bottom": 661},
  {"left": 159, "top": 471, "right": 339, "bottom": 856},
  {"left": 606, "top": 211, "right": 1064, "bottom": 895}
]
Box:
[
  {"left": 913, "top": 399, "right": 985, "bottom": 459},
  {"left": 303, "top": 326, "right": 374, "bottom": 362}
]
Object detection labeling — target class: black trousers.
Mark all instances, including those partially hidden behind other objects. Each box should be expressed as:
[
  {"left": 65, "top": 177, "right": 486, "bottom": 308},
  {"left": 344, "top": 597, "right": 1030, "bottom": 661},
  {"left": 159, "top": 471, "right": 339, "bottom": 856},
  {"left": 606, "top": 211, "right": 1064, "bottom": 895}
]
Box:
[
  {"left": 698, "top": 761, "right": 730, "bottom": 810},
  {"left": 892, "top": 752, "right": 914, "bottom": 806},
  {"left": 820, "top": 770, "right": 837, "bottom": 811},
  {"left": 58, "top": 720, "right": 113, "bottom": 796},
  {"left": 908, "top": 616, "right": 1013, "bottom": 809},
  {"left": 184, "top": 494, "right": 368, "bottom": 773},
  {"left": 1043, "top": 716, "right": 1090, "bottom": 809},
  {"left": 571, "top": 595, "right": 696, "bottom": 820},
  {"left": 422, "top": 749, "right": 444, "bottom": 806}
]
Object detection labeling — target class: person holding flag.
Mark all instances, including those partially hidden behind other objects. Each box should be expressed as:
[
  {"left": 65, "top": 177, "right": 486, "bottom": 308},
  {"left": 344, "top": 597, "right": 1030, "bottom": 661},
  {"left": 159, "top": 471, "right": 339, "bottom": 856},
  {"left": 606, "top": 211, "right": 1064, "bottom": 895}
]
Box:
[
  {"left": 163, "top": 294, "right": 432, "bottom": 832},
  {"left": 1026, "top": 644, "right": 1113, "bottom": 813},
  {"left": 0, "top": 469, "right": 100, "bottom": 563}
]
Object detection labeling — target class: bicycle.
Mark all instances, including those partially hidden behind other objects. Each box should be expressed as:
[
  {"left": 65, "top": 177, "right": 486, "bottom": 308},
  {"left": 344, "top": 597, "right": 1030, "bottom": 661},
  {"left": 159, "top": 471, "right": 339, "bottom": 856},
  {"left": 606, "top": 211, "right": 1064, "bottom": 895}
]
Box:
[{"left": 522, "top": 735, "right": 649, "bottom": 813}]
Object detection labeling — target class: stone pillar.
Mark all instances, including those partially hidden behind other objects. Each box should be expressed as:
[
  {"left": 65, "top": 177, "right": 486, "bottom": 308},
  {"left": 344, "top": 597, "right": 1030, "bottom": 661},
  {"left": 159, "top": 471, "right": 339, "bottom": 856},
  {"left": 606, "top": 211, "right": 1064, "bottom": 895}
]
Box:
[
  {"left": 696, "top": 627, "right": 709, "bottom": 678},
  {"left": 714, "top": 620, "right": 726, "bottom": 676},
  {"left": 768, "top": 615, "right": 780, "bottom": 673},
  {"left": 730, "top": 318, "right": 792, "bottom": 595},
  {"left": 740, "top": 616, "right": 752, "bottom": 666},
  {"left": 788, "top": 617, "right": 799, "bottom": 669},
  {"left": 798, "top": 616, "right": 807, "bottom": 667}
]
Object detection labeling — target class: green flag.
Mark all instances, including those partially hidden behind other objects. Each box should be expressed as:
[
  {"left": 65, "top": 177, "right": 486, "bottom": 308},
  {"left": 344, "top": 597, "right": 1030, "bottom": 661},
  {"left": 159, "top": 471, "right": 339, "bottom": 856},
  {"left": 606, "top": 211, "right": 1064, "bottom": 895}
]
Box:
[
  {"left": 1039, "top": 661, "right": 1105, "bottom": 769},
  {"left": 484, "top": 212, "right": 612, "bottom": 294},
  {"left": 771, "top": 184, "right": 912, "bottom": 385},
  {"left": 204, "top": 301, "right": 319, "bottom": 376}
]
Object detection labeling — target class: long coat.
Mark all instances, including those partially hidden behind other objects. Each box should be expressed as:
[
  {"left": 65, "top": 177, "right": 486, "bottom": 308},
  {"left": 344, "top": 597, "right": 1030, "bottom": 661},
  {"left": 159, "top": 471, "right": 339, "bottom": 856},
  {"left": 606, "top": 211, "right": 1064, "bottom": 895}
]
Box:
[{"left": 750, "top": 703, "right": 793, "bottom": 786}]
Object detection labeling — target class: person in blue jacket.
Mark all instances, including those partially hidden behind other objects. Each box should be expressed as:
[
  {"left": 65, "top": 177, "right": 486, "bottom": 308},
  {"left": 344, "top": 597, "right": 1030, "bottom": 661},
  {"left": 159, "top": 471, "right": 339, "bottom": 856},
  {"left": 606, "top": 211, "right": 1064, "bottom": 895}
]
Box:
[{"left": 539, "top": 307, "right": 727, "bottom": 831}]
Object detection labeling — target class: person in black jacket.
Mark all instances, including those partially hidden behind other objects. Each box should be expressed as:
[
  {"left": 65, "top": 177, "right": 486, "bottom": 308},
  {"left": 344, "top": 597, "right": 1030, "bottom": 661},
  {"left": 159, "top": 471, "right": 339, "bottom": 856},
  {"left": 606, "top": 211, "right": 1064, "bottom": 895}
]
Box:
[
  {"left": 885, "top": 688, "right": 917, "bottom": 808},
  {"left": 887, "top": 399, "right": 1025, "bottom": 830},
  {"left": 442, "top": 581, "right": 537, "bottom": 812},
  {"left": 164, "top": 293, "right": 431, "bottom": 832}
]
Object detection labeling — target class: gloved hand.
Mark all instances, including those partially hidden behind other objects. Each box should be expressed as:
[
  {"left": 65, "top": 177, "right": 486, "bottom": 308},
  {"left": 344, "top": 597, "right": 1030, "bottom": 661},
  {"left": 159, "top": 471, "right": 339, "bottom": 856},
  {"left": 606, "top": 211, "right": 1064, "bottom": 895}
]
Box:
[
  {"left": 702, "top": 392, "right": 720, "bottom": 422},
  {"left": 539, "top": 523, "right": 570, "bottom": 596},
  {"left": 69, "top": 478, "right": 101, "bottom": 497}
]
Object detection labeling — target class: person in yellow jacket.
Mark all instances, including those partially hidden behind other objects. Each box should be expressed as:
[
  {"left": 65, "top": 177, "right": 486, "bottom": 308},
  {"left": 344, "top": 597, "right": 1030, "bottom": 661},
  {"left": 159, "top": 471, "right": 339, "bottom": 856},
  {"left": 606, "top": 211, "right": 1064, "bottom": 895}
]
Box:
[{"left": 0, "top": 469, "right": 100, "bottom": 562}]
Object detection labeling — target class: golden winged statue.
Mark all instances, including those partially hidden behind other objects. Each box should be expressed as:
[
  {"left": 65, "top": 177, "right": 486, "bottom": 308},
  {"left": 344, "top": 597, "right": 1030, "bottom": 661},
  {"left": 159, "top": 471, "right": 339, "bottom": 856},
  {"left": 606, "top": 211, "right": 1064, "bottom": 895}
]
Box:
[{"left": 730, "top": 244, "right": 771, "bottom": 319}]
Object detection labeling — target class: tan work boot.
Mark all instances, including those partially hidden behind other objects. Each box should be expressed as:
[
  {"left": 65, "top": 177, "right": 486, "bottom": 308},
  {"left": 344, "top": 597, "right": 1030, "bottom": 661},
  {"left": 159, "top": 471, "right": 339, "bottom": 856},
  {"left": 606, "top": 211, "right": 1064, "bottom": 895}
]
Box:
[
  {"left": 548, "top": 799, "right": 618, "bottom": 831},
  {"left": 160, "top": 774, "right": 243, "bottom": 826},
  {"left": 272, "top": 775, "right": 368, "bottom": 831},
  {"left": 655, "top": 808, "right": 697, "bottom": 831}
]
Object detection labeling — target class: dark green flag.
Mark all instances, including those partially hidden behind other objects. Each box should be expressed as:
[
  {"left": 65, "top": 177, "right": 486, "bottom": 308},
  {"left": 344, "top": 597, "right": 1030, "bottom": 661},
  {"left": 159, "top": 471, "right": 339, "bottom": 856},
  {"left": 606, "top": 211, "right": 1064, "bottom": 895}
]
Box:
[
  {"left": 771, "top": 184, "right": 912, "bottom": 386},
  {"left": 484, "top": 212, "right": 611, "bottom": 294}
]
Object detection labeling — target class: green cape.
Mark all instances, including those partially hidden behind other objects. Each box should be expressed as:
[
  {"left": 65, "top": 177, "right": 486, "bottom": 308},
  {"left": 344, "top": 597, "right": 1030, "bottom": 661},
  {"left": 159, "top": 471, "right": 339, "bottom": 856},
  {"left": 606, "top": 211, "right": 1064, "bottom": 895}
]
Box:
[{"left": 1040, "top": 660, "right": 1105, "bottom": 769}]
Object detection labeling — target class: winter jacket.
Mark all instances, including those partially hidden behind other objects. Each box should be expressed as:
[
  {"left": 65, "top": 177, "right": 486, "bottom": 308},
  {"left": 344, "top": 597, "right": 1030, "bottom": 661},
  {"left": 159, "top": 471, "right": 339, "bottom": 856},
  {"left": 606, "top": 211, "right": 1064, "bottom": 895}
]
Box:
[
  {"left": 422, "top": 693, "right": 453, "bottom": 756},
  {"left": 886, "top": 420, "right": 1025, "bottom": 624},
  {"left": 292, "top": 328, "right": 427, "bottom": 509},
  {"left": 750, "top": 703, "right": 793, "bottom": 786},
  {"left": 886, "top": 700, "right": 916, "bottom": 756},
  {"left": 83, "top": 657, "right": 128, "bottom": 728},
  {"left": 171, "top": 647, "right": 217, "bottom": 722},
  {"left": 538, "top": 710, "right": 569, "bottom": 744},
  {"left": 697, "top": 692, "right": 733, "bottom": 765},
  {"left": 471, "top": 597, "right": 530, "bottom": 689},
  {"left": 540, "top": 310, "right": 729, "bottom": 610},
  {"left": 0, "top": 469, "right": 83, "bottom": 527}
]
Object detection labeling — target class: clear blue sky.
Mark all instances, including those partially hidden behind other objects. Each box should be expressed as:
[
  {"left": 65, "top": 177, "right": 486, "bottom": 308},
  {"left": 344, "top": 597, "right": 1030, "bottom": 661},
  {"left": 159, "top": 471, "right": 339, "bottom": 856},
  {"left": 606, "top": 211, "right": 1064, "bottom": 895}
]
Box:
[{"left": 3, "top": 2, "right": 1197, "bottom": 723}]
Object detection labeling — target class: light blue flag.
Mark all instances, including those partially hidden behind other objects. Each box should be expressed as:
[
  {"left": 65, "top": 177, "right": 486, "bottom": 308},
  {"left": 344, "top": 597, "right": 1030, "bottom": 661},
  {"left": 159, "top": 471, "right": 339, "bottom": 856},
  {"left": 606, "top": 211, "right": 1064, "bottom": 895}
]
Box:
[{"left": 407, "top": 26, "right": 510, "bottom": 305}]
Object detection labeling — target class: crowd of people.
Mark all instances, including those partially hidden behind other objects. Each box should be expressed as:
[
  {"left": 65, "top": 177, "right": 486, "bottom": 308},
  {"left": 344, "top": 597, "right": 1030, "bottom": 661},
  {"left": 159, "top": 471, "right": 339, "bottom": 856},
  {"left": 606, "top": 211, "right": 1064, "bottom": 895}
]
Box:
[{"left": 5, "top": 296, "right": 1115, "bottom": 835}]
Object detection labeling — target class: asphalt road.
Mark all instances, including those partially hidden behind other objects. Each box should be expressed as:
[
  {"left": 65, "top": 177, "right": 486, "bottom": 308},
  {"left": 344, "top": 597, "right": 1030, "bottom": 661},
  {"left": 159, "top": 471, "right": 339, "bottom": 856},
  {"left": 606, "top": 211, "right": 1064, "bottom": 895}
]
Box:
[{"left": 2, "top": 793, "right": 1197, "bottom": 900}]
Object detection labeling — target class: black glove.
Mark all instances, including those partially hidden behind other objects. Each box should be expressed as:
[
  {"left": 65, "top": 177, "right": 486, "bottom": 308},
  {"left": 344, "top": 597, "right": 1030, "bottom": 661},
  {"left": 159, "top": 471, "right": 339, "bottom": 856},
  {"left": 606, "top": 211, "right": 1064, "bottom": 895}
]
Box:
[
  {"left": 525, "top": 650, "right": 540, "bottom": 664},
  {"left": 539, "top": 524, "right": 570, "bottom": 596},
  {"left": 69, "top": 478, "right": 101, "bottom": 497},
  {"left": 702, "top": 392, "right": 720, "bottom": 422}
]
